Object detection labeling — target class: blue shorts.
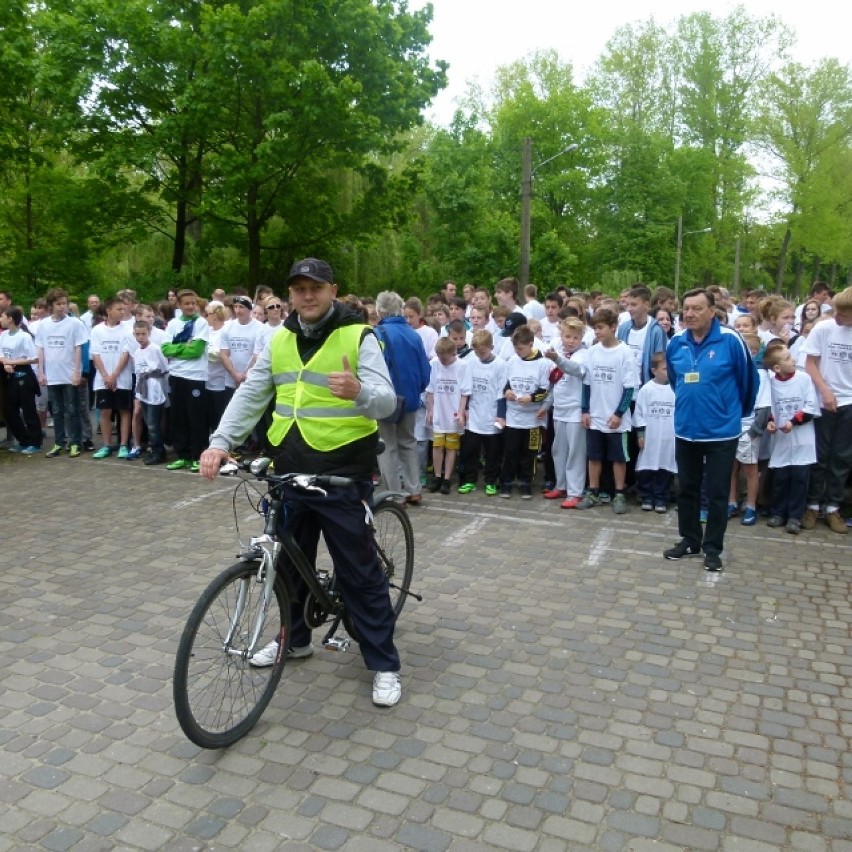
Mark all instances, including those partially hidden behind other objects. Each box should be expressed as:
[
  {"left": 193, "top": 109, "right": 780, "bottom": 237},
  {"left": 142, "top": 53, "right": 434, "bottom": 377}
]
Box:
[{"left": 586, "top": 429, "right": 629, "bottom": 463}]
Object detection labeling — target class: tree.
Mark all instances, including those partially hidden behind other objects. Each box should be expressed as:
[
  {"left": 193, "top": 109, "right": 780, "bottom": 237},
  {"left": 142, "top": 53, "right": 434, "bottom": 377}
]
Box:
[
  {"left": 755, "top": 59, "right": 852, "bottom": 293},
  {"left": 190, "top": 0, "right": 445, "bottom": 288}
]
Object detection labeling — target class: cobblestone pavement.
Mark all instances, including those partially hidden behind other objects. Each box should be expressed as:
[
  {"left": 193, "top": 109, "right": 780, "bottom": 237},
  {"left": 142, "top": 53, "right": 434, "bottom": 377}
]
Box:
[{"left": 2, "top": 450, "right": 852, "bottom": 851}]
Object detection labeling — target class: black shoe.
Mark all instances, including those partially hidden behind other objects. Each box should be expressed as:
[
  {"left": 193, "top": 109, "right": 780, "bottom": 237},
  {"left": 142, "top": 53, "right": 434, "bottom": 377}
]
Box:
[
  {"left": 663, "top": 541, "right": 702, "bottom": 560},
  {"left": 519, "top": 484, "right": 532, "bottom": 499},
  {"left": 428, "top": 477, "right": 443, "bottom": 493},
  {"left": 82, "top": 439, "right": 95, "bottom": 452},
  {"left": 439, "top": 479, "right": 451, "bottom": 495},
  {"left": 144, "top": 453, "right": 166, "bottom": 466},
  {"left": 703, "top": 553, "right": 723, "bottom": 572},
  {"left": 766, "top": 515, "right": 785, "bottom": 528}
]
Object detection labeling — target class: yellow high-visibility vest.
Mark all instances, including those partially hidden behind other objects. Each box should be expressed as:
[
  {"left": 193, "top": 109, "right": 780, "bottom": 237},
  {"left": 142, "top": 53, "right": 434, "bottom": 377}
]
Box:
[{"left": 267, "top": 324, "right": 377, "bottom": 450}]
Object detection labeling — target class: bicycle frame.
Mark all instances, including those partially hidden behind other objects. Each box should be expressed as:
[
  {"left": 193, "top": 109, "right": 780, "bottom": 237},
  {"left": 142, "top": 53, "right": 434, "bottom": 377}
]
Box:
[{"left": 229, "top": 485, "right": 353, "bottom": 660}]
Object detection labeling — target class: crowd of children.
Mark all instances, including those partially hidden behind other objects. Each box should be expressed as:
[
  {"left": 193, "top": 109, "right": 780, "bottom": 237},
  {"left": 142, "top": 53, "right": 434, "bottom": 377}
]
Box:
[{"left": 1, "top": 277, "right": 850, "bottom": 535}]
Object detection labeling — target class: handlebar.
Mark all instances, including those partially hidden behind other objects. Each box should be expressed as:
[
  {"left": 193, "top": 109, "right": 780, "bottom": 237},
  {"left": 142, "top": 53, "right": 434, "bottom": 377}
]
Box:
[{"left": 220, "top": 456, "right": 354, "bottom": 491}]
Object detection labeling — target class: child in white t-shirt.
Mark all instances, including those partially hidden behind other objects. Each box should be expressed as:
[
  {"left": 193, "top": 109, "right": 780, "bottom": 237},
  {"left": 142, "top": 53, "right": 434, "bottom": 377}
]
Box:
[
  {"left": 130, "top": 320, "right": 169, "bottom": 465},
  {"left": 763, "top": 344, "right": 819, "bottom": 534},
  {"left": 802, "top": 291, "right": 852, "bottom": 534},
  {"left": 425, "top": 337, "right": 471, "bottom": 494},
  {"left": 457, "top": 330, "right": 506, "bottom": 496},
  {"left": 577, "top": 308, "right": 640, "bottom": 514},
  {"left": 496, "top": 325, "right": 552, "bottom": 498},
  {"left": 543, "top": 318, "right": 587, "bottom": 508},
  {"left": 728, "top": 333, "right": 771, "bottom": 527},
  {"left": 634, "top": 353, "right": 676, "bottom": 513}
]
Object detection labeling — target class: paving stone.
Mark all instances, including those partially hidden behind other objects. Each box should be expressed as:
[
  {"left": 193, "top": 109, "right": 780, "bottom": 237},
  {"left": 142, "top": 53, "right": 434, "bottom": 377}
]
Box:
[{"left": 2, "top": 461, "right": 851, "bottom": 850}]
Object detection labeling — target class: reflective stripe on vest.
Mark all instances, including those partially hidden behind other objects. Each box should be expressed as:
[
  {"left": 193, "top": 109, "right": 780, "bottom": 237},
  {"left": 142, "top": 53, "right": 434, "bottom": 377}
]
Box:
[{"left": 267, "top": 324, "right": 377, "bottom": 451}]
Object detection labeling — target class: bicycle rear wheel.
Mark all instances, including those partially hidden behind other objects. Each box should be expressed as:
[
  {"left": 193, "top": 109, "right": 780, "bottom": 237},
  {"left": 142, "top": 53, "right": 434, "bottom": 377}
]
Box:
[
  {"left": 373, "top": 500, "right": 414, "bottom": 617},
  {"left": 173, "top": 560, "right": 290, "bottom": 749}
]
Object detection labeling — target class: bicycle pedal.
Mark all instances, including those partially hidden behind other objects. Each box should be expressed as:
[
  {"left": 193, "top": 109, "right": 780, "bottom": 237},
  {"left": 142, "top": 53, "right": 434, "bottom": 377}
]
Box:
[{"left": 322, "top": 636, "right": 351, "bottom": 652}]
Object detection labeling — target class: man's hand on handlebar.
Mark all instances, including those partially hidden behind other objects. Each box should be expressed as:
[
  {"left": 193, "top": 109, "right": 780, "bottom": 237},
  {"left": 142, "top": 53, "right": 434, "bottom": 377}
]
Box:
[{"left": 200, "top": 447, "right": 232, "bottom": 481}]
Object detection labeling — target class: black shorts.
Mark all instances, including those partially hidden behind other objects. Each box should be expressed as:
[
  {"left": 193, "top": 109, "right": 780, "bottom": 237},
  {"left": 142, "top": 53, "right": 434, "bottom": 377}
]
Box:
[
  {"left": 586, "top": 429, "right": 629, "bottom": 463},
  {"left": 95, "top": 388, "right": 134, "bottom": 412}
]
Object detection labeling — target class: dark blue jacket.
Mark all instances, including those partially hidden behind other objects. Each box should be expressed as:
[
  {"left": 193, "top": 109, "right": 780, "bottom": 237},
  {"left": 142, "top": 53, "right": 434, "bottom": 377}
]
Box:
[
  {"left": 373, "top": 317, "right": 431, "bottom": 414},
  {"left": 666, "top": 318, "right": 758, "bottom": 441}
]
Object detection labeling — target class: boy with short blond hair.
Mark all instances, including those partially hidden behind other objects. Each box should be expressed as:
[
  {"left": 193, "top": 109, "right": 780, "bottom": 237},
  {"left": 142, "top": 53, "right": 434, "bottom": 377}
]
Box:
[
  {"left": 457, "top": 330, "right": 506, "bottom": 496},
  {"left": 426, "top": 336, "right": 471, "bottom": 494},
  {"left": 543, "top": 318, "right": 588, "bottom": 507},
  {"left": 763, "top": 344, "right": 819, "bottom": 534}
]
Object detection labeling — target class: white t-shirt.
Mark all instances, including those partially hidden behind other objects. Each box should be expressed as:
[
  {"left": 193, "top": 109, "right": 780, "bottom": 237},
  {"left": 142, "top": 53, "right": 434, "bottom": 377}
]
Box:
[
  {"left": 522, "top": 300, "right": 546, "bottom": 321},
  {"left": 634, "top": 379, "right": 677, "bottom": 473},
  {"left": 627, "top": 324, "right": 649, "bottom": 376},
  {"left": 90, "top": 322, "right": 134, "bottom": 391},
  {"left": 584, "top": 341, "right": 640, "bottom": 433},
  {"left": 427, "top": 357, "right": 472, "bottom": 434},
  {"left": 254, "top": 321, "right": 284, "bottom": 355},
  {"left": 550, "top": 349, "right": 587, "bottom": 423},
  {"left": 164, "top": 314, "right": 209, "bottom": 381},
  {"left": 768, "top": 371, "right": 819, "bottom": 468},
  {"left": 415, "top": 325, "right": 439, "bottom": 360},
  {"left": 539, "top": 317, "right": 561, "bottom": 348},
  {"left": 132, "top": 343, "right": 169, "bottom": 405},
  {"left": 1, "top": 329, "right": 37, "bottom": 365},
  {"left": 467, "top": 355, "right": 507, "bottom": 435},
  {"left": 35, "top": 315, "right": 88, "bottom": 385},
  {"left": 220, "top": 318, "right": 263, "bottom": 382},
  {"left": 803, "top": 319, "right": 852, "bottom": 407},
  {"left": 503, "top": 352, "right": 552, "bottom": 429},
  {"left": 205, "top": 326, "right": 230, "bottom": 392}
]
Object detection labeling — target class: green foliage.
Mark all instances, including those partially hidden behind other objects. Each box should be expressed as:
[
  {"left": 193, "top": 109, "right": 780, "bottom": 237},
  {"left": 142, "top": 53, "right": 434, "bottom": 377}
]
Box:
[{"left": 1, "top": 2, "right": 849, "bottom": 303}]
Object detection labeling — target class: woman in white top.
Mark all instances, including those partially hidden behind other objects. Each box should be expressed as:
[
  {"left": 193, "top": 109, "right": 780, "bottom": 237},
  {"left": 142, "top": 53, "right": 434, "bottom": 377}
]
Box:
[{"left": 205, "top": 301, "right": 232, "bottom": 435}]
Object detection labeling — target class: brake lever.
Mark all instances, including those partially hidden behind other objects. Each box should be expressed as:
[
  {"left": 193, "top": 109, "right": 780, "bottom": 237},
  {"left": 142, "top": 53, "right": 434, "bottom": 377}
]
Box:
[{"left": 292, "top": 474, "right": 327, "bottom": 496}]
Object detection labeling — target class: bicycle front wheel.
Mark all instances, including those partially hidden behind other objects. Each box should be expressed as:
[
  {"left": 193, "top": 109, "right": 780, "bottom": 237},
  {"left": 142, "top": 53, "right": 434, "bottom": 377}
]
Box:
[
  {"left": 173, "top": 560, "right": 291, "bottom": 749},
  {"left": 373, "top": 500, "right": 414, "bottom": 617}
]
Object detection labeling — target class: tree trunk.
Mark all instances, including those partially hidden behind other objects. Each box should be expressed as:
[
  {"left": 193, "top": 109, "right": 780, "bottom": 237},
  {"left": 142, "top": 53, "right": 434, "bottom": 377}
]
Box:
[
  {"left": 247, "top": 180, "right": 260, "bottom": 291},
  {"left": 172, "top": 154, "right": 188, "bottom": 273},
  {"left": 827, "top": 263, "right": 836, "bottom": 289},
  {"left": 811, "top": 255, "right": 821, "bottom": 286},
  {"left": 775, "top": 226, "right": 791, "bottom": 293},
  {"left": 794, "top": 259, "right": 805, "bottom": 297}
]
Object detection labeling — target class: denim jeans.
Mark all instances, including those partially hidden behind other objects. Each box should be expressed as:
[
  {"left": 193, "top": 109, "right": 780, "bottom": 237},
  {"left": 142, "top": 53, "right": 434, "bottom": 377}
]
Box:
[
  {"left": 141, "top": 401, "right": 165, "bottom": 453},
  {"left": 48, "top": 384, "right": 81, "bottom": 447}
]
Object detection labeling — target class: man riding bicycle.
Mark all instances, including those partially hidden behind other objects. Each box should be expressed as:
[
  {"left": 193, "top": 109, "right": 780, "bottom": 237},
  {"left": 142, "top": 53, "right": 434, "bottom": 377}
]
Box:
[{"left": 199, "top": 258, "right": 402, "bottom": 707}]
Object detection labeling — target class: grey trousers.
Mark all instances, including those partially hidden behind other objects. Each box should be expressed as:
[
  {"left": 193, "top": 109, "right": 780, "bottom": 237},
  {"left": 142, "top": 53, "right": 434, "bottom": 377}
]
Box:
[{"left": 377, "top": 412, "right": 421, "bottom": 497}]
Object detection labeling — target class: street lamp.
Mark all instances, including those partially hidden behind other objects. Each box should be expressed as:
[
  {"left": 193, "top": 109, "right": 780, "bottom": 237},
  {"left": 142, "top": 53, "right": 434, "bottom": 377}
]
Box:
[
  {"left": 674, "top": 213, "right": 712, "bottom": 301},
  {"left": 519, "top": 138, "right": 578, "bottom": 288}
]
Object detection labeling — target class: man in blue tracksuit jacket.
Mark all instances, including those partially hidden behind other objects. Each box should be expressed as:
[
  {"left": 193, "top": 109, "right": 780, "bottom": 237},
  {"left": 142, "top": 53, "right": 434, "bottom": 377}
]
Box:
[{"left": 664, "top": 288, "right": 758, "bottom": 571}]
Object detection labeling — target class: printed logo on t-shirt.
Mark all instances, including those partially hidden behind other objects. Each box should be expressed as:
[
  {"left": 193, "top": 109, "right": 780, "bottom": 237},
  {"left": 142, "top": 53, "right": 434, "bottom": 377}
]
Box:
[
  {"left": 648, "top": 401, "right": 674, "bottom": 419},
  {"left": 511, "top": 376, "right": 537, "bottom": 393},
  {"left": 472, "top": 376, "right": 488, "bottom": 394},
  {"left": 827, "top": 341, "right": 852, "bottom": 362},
  {"left": 435, "top": 377, "right": 459, "bottom": 394},
  {"left": 592, "top": 365, "right": 616, "bottom": 383},
  {"left": 46, "top": 335, "right": 67, "bottom": 350}
]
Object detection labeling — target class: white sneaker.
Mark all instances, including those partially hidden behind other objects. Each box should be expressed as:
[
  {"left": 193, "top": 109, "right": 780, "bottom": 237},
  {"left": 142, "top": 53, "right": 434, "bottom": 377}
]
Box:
[
  {"left": 248, "top": 641, "right": 313, "bottom": 667},
  {"left": 249, "top": 640, "right": 280, "bottom": 667},
  {"left": 372, "top": 671, "right": 401, "bottom": 707}
]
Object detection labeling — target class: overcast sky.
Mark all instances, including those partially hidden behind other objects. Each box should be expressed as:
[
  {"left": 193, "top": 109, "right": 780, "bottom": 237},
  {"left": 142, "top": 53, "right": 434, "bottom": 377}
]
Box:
[{"left": 413, "top": 0, "right": 851, "bottom": 126}]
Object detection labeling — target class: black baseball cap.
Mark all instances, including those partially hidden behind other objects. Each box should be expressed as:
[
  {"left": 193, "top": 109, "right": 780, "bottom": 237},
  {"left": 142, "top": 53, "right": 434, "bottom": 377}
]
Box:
[
  {"left": 287, "top": 258, "right": 334, "bottom": 286},
  {"left": 503, "top": 311, "right": 528, "bottom": 337}
]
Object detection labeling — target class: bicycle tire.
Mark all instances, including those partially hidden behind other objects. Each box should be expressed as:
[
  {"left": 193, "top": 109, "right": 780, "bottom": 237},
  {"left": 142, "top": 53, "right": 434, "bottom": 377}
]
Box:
[
  {"left": 173, "top": 560, "right": 290, "bottom": 749},
  {"left": 373, "top": 500, "right": 414, "bottom": 617}
]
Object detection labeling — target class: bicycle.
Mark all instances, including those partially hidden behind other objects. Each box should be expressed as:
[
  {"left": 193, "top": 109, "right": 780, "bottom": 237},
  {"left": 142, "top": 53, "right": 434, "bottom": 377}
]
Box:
[{"left": 172, "top": 457, "right": 417, "bottom": 749}]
